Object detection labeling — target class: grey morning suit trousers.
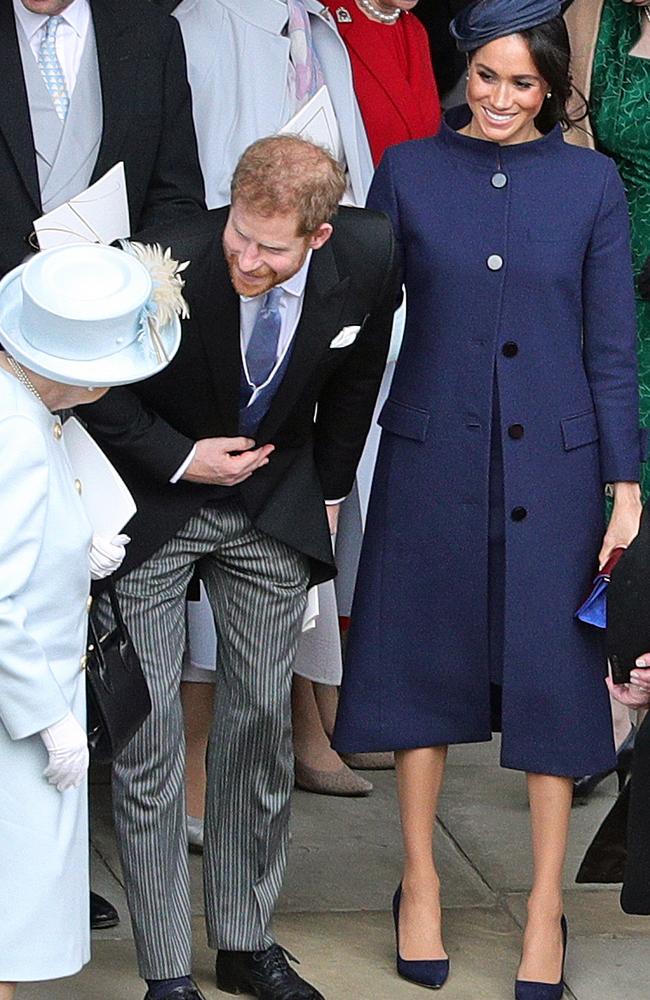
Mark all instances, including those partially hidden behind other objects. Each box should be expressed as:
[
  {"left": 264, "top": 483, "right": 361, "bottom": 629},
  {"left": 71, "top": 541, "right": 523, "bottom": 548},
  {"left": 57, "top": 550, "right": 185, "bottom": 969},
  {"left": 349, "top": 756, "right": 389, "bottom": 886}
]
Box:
[{"left": 98, "top": 500, "right": 309, "bottom": 978}]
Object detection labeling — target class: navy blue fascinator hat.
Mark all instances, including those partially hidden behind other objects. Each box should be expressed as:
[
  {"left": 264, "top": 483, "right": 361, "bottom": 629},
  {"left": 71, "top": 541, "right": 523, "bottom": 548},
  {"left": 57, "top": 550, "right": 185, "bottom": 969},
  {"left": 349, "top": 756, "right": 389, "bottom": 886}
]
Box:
[{"left": 450, "top": 0, "right": 562, "bottom": 53}]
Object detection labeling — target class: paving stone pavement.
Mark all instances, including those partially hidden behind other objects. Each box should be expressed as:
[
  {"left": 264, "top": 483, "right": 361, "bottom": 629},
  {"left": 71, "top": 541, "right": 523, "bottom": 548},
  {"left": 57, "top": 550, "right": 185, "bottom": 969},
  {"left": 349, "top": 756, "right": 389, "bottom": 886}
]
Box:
[{"left": 21, "top": 738, "right": 649, "bottom": 1000}]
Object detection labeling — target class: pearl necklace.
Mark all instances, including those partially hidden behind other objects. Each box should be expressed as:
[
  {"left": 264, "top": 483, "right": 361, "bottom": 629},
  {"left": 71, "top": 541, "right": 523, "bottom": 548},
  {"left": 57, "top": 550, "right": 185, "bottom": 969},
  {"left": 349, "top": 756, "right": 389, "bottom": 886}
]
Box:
[
  {"left": 356, "top": 0, "right": 401, "bottom": 25},
  {"left": 6, "top": 354, "right": 43, "bottom": 401}
]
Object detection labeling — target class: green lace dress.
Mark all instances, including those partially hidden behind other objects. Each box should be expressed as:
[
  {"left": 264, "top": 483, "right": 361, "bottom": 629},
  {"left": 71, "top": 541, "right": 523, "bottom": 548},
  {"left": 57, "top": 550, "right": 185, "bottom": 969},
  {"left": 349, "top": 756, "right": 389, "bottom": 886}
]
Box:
[{"left": 591, "top": 0, "right": 650, "bottom": 496}]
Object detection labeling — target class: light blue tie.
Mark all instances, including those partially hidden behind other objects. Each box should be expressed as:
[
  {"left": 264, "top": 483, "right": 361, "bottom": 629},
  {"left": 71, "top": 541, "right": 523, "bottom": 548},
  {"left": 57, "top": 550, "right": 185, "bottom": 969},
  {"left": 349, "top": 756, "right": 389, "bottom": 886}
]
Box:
[
  {"left": 38, "top": 16, "right": 69, "bottom": 122},
  {"left": 245, "top": 287, "right": 284, "bottom": 388}
]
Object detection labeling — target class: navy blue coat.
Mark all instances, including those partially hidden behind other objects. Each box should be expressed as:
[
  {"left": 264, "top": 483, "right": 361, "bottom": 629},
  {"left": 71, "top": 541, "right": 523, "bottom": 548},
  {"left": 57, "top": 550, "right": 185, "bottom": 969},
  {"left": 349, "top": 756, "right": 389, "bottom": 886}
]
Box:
[{"left": 333, "top": 120, "right": 643, "bottom": 776}]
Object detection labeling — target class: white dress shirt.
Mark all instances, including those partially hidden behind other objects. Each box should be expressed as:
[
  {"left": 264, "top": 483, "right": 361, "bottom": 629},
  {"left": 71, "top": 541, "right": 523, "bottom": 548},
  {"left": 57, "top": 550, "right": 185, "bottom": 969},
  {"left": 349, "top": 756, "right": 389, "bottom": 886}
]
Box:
[
  {"left": 13, "top": 0, "right": 90, "bottom": 96},
  {"left": 240, "top": 250, "right": 312, "bottom": 406}
]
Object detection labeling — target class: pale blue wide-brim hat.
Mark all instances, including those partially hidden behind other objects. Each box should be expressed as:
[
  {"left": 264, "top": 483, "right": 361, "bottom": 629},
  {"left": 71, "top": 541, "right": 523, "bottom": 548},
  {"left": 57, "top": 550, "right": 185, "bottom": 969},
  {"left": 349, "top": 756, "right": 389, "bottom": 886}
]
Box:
[{"left": 0, "top": 242, "right": 186, "bottom": 387}]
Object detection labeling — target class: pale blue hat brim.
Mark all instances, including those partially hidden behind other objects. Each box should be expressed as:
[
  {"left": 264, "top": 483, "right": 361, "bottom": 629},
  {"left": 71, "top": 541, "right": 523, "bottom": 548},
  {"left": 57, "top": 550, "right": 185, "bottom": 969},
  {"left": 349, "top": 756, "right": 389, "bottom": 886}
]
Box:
[{"left": 0, "top": 266, "right": 181, "bottom": 387}]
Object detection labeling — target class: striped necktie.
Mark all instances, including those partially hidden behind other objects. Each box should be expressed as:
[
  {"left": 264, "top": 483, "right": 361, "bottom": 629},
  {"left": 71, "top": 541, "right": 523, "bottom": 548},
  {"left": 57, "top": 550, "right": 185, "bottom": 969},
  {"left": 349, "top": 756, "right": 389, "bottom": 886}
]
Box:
[
  {"left": 37, "top": 16, "right": 70, "bottom": 122},
  {"left": 245, "top": 287, "right": 284, "bottom": 389},
  {"left": 286, "top": 0, "right": 325, "bottom": 107}
]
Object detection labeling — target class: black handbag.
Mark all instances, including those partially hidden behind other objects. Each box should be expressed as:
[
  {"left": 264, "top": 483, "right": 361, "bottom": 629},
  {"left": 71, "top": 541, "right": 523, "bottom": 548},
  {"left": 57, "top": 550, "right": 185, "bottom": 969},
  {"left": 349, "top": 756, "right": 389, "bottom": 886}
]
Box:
[
  {"left": 606, "top": 502, "right": 650, "bottom": 685},
  {"left": 86, "top": 580, "right": 152, "bottom": 763}
]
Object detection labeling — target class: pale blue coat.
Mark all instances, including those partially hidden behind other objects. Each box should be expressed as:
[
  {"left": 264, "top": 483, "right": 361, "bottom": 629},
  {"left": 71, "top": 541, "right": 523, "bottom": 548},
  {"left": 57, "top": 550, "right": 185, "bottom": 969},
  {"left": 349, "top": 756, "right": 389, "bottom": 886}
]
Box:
[
  {"left": 172, "top": 0, "right": 375, "bottom": 208},
  {"left": 0, "top": 369, "right": 92, "bottom": 981}
]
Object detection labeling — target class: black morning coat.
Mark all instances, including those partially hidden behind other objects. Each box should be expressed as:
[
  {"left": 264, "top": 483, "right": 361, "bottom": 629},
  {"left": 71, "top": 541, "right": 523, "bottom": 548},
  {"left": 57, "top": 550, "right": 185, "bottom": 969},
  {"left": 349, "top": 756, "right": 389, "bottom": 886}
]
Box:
[
  {"left": 0, "top": 0, "right": 206, "bottom": 279},
  {"left": 82, "top": 207, "right": 398, "bottom": 586}
]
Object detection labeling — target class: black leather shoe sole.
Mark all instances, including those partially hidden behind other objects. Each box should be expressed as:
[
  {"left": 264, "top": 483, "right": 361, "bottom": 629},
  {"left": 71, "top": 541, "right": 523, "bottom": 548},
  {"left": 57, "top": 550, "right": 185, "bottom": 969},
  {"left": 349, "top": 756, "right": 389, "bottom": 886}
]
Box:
[
  {"left": 215, "top": 972, "right": 247, "bottom": 995},
  {"left": 216, "top": 975, "right": 324, "bottom": 999}
]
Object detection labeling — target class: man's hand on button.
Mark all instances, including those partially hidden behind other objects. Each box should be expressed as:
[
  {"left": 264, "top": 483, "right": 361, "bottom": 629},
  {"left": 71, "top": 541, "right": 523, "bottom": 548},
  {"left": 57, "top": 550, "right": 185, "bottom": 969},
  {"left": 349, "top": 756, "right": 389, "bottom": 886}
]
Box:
[
  {"left": 182, "top": 437, "right": 275, "bottom": 486},
  {"left": 89, "top": 533, "right": 130, "bottom": 580}
]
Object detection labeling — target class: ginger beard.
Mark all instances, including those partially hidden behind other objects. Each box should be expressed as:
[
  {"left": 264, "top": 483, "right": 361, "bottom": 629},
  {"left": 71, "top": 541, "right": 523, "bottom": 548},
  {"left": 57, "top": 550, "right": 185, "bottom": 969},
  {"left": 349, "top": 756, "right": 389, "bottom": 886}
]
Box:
[{"left": 224, "top": 248, "right": 279, "bottom": 298}]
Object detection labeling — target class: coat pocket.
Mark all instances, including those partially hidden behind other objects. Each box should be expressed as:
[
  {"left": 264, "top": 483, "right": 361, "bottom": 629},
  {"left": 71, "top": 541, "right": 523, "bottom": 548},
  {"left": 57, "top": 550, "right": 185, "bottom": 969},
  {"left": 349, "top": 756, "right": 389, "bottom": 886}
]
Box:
[
  {"left": 560, "top": 409, "right": 599, "bottom": 451},
  {"left": 378, "top": 398, "right": 430, "bottom": 442}
]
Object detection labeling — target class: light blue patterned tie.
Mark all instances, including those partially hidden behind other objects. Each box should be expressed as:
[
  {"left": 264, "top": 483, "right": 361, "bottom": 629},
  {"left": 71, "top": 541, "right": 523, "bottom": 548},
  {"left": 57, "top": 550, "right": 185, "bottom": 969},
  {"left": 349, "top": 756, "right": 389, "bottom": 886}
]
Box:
[
  {"left": 38, "top": 16, "right": 69, "bottom": 122},
  {"left": 245, "top": 287, "right": 284, "bottom": 388}
]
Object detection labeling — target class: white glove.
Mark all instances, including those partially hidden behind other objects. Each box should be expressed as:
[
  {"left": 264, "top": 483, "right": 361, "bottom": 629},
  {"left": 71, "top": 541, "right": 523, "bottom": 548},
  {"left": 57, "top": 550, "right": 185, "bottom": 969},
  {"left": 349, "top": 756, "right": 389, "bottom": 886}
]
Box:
[
  {"left": 40, "top": 711, "right": 89, "bottom": 792},
  {"left": 89, "top": 533, "right": 130, "bottom": 580}
]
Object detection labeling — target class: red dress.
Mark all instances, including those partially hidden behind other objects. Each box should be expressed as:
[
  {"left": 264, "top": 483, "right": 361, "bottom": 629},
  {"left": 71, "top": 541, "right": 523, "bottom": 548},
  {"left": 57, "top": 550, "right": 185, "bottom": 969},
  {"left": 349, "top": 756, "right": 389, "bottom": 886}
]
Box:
[{"left": 324, "top": 1, "right": 442, "bottom": 165}]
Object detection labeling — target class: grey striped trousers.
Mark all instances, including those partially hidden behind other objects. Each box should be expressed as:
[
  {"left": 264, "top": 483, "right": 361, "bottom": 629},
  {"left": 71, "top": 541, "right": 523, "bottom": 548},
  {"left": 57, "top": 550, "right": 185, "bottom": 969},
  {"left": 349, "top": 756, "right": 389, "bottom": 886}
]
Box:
[{"left": 98, "top": 500, "right": 309, "bottom": 978}]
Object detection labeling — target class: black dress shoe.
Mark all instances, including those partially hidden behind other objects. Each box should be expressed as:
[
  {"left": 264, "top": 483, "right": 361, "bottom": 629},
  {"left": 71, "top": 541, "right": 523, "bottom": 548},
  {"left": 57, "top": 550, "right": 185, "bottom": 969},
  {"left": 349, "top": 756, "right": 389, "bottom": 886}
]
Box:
[
  {"left": 216, "top": 945, "right": 324, "bottom": 999},
  {"left": 143, "top": 984, "right": 206, "bottom": 1000},
  {"left": 90, "top": 891, "right": 119, "bottom": 930}
]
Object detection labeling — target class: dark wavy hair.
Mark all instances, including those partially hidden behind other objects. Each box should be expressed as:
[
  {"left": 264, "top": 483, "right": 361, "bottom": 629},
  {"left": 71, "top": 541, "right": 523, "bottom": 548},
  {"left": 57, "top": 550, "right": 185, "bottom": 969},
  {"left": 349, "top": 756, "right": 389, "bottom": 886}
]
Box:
[{"left": 470, "top": 16, "right": 589, "bottom": 134}]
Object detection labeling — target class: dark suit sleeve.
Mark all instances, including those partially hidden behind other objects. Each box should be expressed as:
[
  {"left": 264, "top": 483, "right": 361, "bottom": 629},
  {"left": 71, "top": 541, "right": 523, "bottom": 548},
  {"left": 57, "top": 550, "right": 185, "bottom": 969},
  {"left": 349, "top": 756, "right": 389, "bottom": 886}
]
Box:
[
  {"left": 81, "top": 385, "right": 195, "bottom": 483},
  {"left": 138, "top": 17, "right": 206, "bottom": 227},
  {"left": 313, "top": 227, "right": 399, "bottom": 501}
]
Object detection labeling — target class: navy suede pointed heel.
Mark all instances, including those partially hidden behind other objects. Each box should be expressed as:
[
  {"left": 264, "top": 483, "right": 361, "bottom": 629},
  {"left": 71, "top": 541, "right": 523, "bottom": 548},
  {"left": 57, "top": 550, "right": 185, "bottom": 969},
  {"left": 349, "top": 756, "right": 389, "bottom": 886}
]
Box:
[
  {"left": 392, "top": 884, "right": 450, "bottom": 991},
  {"left": 515, "top": 915, "right": 567, "bottom": 1000}
]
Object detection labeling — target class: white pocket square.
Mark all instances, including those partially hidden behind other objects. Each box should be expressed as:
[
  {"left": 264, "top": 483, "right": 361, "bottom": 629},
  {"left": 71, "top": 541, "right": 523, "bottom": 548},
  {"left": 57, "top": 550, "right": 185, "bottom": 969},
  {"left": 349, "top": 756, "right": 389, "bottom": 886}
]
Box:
[{"left": 330, "top": 325, "right": 360, "bottom": 349}]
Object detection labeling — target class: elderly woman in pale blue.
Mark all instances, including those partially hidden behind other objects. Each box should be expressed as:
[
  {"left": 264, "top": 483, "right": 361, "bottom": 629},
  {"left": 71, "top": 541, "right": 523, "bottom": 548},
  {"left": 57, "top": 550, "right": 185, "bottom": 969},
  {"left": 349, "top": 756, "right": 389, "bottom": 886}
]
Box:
[{"left": 0, "top": 241, "right": 185, "bottom": 998}]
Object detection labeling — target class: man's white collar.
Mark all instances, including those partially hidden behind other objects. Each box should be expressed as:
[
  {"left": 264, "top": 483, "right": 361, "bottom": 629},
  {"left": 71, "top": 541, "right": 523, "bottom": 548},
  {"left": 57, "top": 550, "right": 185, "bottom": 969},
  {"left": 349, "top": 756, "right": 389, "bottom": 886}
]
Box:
[{"left": 13, "top": 0, "right": 89, "bottom": 41}]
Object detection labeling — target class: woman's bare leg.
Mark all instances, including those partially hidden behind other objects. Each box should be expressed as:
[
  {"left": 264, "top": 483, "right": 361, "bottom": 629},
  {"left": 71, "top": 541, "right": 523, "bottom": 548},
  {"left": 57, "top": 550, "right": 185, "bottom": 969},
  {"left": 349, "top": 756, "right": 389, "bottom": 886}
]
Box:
[
  {"left": 292, "top": 675, "right": 345, "bottom": 771},
  {"left": 181, "top": 680, "right": 215, "bottom": 820},
  {"left": 313, "top": 681, "right": 339, "bottom": 739},
  {"left": 518, "top": 773, "right": 573, "bottom": 983},
  {"left": 0, "top": 982, "right": 16, "bottom": 1000},
  {"left": 396, "top": 746, "right": 449, "bottom": 960}
]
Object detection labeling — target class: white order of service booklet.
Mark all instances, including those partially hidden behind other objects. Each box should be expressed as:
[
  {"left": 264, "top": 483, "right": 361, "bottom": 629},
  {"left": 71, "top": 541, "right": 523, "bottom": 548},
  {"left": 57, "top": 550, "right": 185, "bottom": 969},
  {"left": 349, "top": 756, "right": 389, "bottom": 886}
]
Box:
[
  {"left": 62, "top": 416, "right": 136, "bottom": 537},
  {"left": 33, "top": 163, "right": 130, "bottom": 250}
]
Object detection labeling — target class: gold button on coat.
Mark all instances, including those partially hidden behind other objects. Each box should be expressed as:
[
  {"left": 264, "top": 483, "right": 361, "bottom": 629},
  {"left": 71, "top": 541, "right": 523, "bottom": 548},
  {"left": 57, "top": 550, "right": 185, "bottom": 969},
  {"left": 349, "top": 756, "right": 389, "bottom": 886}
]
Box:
[
  {"left": 53, "top": 422, "right": 62, "bottom": 440},
  {"left": 79, "top": 654, "right": 88, "bottom": 670},
  {"left": 74, "top": 479, "right": 82, "bottom": 494}
]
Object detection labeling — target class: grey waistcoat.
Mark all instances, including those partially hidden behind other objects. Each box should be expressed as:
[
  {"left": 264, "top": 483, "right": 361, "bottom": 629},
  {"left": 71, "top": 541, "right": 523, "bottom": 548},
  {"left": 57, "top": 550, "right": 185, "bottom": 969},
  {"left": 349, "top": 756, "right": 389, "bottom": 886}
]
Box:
[{"left": 17, "top": 19, "right": 103, "bottom": 215}]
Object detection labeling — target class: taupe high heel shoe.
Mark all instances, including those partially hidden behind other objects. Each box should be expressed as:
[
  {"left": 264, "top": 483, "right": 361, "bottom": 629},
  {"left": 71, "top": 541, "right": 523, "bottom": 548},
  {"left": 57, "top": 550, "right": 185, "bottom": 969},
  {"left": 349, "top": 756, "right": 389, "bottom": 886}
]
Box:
[{"left": 294, "top": 758, "right": 373, "bottom": 796}]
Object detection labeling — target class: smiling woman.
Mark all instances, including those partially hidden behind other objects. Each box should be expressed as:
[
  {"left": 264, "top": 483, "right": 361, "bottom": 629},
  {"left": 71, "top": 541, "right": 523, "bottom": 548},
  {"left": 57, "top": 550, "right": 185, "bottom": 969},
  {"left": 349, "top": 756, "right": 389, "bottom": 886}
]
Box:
[
  {"left": 333, "top": 1, "right": 644, "bottom": 997},
  {"left": 461, "top": 15, "right": 586, "bottom": 144}
]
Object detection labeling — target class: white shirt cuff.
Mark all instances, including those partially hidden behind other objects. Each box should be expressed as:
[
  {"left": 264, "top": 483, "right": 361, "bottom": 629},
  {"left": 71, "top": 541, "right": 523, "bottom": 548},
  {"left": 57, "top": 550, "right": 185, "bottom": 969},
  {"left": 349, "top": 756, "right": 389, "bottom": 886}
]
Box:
[
  {"left": 325, "top": 497, "right": 346, "bottom": 505},
  {"left": 170, "top": 445, "right": 197, "bottom": 483}
]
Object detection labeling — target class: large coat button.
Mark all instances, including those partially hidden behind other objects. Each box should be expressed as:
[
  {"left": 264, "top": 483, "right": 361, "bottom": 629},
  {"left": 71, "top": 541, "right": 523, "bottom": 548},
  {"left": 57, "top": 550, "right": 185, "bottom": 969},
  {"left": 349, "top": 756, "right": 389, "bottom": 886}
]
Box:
[
  {"left": 511, "top": 507, "right": 528, "bottom": 522},
  {"left": 487, "top": 254, "right": 503, "bottom": 271},
  {"left": 508, "top": 424, "right": 524, "bottom": 440},
  {"left": 491, "top": 172, "right": 508, "bottom": 189},
  {"left": 53, "top": 422, "right": 62, "bottom": 440},
  {"left": 502, "top": 341, "right": 518, "bottom": 357}
]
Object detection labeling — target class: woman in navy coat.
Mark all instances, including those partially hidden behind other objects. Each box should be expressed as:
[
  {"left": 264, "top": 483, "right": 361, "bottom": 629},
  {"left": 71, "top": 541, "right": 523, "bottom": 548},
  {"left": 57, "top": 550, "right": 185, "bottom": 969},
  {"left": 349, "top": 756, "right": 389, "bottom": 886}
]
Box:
[{"left": 334, "top": 0, "right": 645, "bottom": 994}]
